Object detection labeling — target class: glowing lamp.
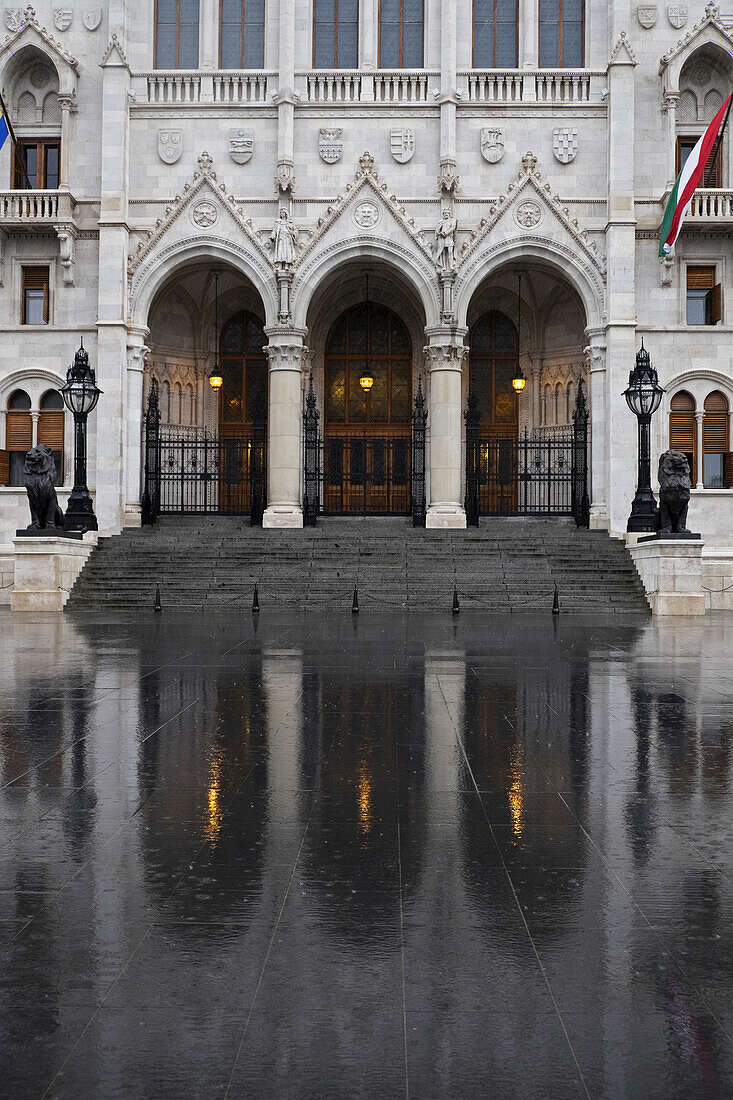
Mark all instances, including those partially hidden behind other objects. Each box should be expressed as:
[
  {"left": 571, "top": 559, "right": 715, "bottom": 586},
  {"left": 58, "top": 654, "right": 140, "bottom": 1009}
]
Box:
[
  {"left": 209, "top": 370, "right": 223, "bottom": 392},
  {"left": 359, "top": 373, "right": 374, "bottom": 392},
  {"left": 512, "top": 370, "right": 526, "bottom": 394}
]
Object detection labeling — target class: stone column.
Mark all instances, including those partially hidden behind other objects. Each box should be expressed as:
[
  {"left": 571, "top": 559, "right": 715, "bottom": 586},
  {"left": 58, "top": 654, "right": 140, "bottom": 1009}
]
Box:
[
  {"left": 124, "top": 336, "right": 149, "bottom": 526},
  {"left": 275, "top": 0, "right": 297, "bottom": 196},
  {"left": 57, "top": 93, "right": 76, "bottom": 191},
  {"left": 695, "top": 411, "right": 704, "bottom": 488},
  {"left": 424, "top": 327, "right": 468, "bottom": 528},
  {"left": 361, "top": 0, "right": 378, "bottom": 70},
  {"left": 30, "top": 410, "right": 39, "bottom": 447},
  {"left": 663, "top": 93, "right": 680, "bottom": 193},
  {"left": 522, "top": 0, "right": 539, "bottom": 68},
  {"left": 439, "top": 0, "right": 458, "bottom": 177},
  {"left": 200, "top": 0, "right": 217, "bottom": 70},
  {"left": 585, "top": 335, "right": 607, "bottom": 529},
  {"left": 263, "top": 327, "right": 307, "bottom": 528},
  {"left": 605, "top": 32, "right": 637, "bottom": 536}
]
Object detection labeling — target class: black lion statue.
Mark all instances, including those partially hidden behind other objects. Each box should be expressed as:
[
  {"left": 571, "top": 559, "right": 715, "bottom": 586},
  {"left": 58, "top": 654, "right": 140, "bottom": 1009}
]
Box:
[
  {"left": 24, "top": 444, "right": 65, "bottom": 531},
  {"left": 658, "top": 449, "right": 691, "bottom": 535}
]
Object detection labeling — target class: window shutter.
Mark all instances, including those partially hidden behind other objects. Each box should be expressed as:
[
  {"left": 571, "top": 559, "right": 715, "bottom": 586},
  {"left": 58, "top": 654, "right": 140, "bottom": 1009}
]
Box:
[
  {"left": 38, "top": 411, "right": 64, "bottom": 449},
  {"left": 711, "top": 282, "right": 722, "bottom": 324},
  {"left": 704, "top": 413, "right": 728, "bottom": 453},
  {"left": 0, "top": 451, "right": 8, "bottom": 485},
  {"left": 669, "top": 412, "right": 695, "bottom": 452},
  {"left": 725, "top": 453, "right": 733, "bottom": 489},
  {"left": 687, "top": 266, "right": 716, "bottom": 289},
  {"left": 702, "top": 142, "right": 722, "bottom": 187},
  {"left": 6, "top": 411, "right": 32, "bottom": 450}
]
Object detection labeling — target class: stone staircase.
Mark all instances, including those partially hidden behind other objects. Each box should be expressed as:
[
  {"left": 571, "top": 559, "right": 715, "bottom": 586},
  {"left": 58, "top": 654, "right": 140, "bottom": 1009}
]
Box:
[{"left": 65, "top": 517, "right": 649, "bottom": 613}]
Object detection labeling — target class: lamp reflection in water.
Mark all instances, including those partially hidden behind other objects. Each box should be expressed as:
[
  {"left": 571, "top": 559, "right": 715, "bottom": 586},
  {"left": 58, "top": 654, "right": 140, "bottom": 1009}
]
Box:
[
  {"left": 507, "top": 744, "right": 525, "bottom": 838},
  {"left": 357, "top": 762, "right": 373, "bottom": 835}
]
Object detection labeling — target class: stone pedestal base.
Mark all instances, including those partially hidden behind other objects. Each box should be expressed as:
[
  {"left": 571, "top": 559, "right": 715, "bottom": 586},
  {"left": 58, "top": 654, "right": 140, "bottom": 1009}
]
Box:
[
  {"left": 124, "top": 504, "right": 142, "bottom": 528},
  {"left": 426, "top": 506, "right": 467, "bottom": 530},
  {"left": 628, "top": 537, "right": 706, "bottom": 616},
  {"left": 11, "top": 534, "right": 97, "bottom": 612},
  {"left": 263, "top": 506, "right": 303, "bottom": 529}
]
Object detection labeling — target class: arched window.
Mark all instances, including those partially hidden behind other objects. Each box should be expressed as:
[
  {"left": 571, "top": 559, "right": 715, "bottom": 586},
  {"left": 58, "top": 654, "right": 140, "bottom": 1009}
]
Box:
[
  {"left": 469, "top": 312, "right": 518, "bottom": 432},
  {"left": 173, "top": 382, "right": 182, "bottom": 425},
  {"left": 555, "top": 382, "right": 562, "bottom": 425},
  {"left": 473, "top": 0, "right": 518, "bottom": 67},
  {"left": 566, "top": 381, "right": 575, "bottom": 423},
  {"left": 155, "top": 0, "right": 199, "bottom": 68},
  {"left": 314, "top": 0, "right": 359, "bottom": 68},
  {"left": 185, "top": 383, "right": 195, "bottom": 425},
  {"left": 703, "top": 391, "right": 730, "bottom": 488},
  {"left": 325, "top": 303, "right": 411, "bottom": 426},
  {"left": 39, "top": 390, "right": 64, "bottom": 483},
  {"left": 3, "top": 389, "right": 32, "bottom": 486},
  {"left": 221, "top": 0, "right": 265, "bottom": 68},
  {"left": 379, "top": 0, "right": 423, "bottom": 68},
  {"left": 669, "top": 390, "right": 696, "bottom": 485},
  {"left": 539, "top": 0, "right": 584, "bottom": 69},
  {"left": 220, "top": 311, "right": 267, "bottom": 428}
]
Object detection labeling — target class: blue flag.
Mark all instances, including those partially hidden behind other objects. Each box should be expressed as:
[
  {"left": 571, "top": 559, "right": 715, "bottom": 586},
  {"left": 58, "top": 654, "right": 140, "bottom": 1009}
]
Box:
[{"left": 0, "top": 106, "right": 8, "bottom": 151}]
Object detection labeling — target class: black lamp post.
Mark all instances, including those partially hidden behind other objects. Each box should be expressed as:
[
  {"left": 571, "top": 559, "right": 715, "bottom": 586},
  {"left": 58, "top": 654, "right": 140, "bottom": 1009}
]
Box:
[
  {"left": 624, "top": 340, "right": 664, "bottom": 533},
  {"left": 61, "top": 338, "right": 102, "bottom": 532}
]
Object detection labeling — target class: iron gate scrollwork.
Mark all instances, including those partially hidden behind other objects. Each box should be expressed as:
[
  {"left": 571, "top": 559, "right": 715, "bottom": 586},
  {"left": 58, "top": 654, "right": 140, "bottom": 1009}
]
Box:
[
  {"left": 464, "top": 381, "right": 590, "bottom": 525},
  {"left": 411, "top": 375, "right": 427, "bottom": 527},
  {"left": 303, "top": 374, "right": 320, "bottom": 527},
  {"left": 141, "top": 383, "right": 266, "bottom": 524}
]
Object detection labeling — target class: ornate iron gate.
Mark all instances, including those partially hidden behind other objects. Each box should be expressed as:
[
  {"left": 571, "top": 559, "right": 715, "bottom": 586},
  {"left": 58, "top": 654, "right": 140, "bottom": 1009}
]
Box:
[
  {"left": 302, "top": 374, "right": 428, "bottom": 523},
  {"left": 465, "top": 379, "right": 590, "bottom": 526},
  {"left": 141, "top": 380, "right": 266, "bottom": 525}
]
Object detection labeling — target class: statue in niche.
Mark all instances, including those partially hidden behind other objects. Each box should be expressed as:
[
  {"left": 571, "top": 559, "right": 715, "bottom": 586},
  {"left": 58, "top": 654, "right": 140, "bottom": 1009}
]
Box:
[
  {"left": 434, "top": 209, "right": 458, "bottom": 271},
  {"left": 270, "top": 209, "right": 298, "bottom": 269},
  {"left": 23, "top": 444, "right": 65, "bottom": 530},
  {"left": 658, "top": 449, "right": 692, "bottom": 534}
]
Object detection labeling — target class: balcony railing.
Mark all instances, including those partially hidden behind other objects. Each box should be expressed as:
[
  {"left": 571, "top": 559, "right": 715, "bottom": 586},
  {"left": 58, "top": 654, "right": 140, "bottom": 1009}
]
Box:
[
  {"left": 688, "top": 189, "right": 733, "bottom": 220},
  {"left": 298, "top": 69, "right": 439, "bottom": 104},
  {"left": 0, "top": 190, "right": 75, "bottom": 224},
  {"left": 139, "top": 71, "right": 274, "bottom": 104},
  {"left": 460, "top": 69, "right": 604, "bottom": 104}
]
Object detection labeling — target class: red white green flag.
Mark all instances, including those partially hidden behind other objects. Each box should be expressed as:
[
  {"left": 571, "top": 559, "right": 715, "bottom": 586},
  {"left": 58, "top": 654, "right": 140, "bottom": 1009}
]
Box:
[{"left": 659, "top": 93, "right": 732, "bottom": 257}]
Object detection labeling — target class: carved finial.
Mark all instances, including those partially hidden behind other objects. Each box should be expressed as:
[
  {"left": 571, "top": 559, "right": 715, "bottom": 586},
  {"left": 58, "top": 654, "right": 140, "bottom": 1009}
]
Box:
[
  {"left": 197, "top": 151, "right": 213, "bottom": 172},
  {"left": 359, "top": 151, "right": 375, "bottom": 172},
  {"left": 706, "top": 1, "right": 719, "bottom": 18},
  {"left": 521, "top": 151, "right": 538, "bottom": 174}
]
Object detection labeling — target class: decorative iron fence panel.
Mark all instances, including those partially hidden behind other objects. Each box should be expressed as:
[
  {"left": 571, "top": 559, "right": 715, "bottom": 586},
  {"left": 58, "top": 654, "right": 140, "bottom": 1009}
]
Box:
[
  {"left": 321, "top": 434, "right": 412, "bottom": 515},
  {"left": 142, "top": 382, "right": 266, "bottom": 524}
]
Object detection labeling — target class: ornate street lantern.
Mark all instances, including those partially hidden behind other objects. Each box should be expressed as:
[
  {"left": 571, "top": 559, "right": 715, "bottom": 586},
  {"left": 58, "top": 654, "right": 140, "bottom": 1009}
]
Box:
[
  {"left": 359, "top": 373, "right": 374, "bottom": 392},
  {"left": 624, "top": 340, "right": 665, "bottom": 532},
  {"left": 209, "top": 270, "right": 223, "bottom": 392},
  {"left": 60, "top": 338, "right": 102, "bottom": 531},
  {"left": 512, "top": 271, "right": 526, "bottom": 394}
]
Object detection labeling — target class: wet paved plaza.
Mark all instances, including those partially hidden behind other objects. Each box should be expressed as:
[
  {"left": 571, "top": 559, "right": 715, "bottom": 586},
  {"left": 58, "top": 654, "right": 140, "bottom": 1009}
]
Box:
[{"left": 2, "top": 608, "right": 733, "bottom": 1098}]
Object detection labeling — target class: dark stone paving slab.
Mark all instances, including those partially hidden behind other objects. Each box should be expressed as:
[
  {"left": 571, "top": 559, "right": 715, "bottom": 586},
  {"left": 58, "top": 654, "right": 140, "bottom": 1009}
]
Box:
[{"left": 1, "top": 608, "right": 733, "bottom": 1097}]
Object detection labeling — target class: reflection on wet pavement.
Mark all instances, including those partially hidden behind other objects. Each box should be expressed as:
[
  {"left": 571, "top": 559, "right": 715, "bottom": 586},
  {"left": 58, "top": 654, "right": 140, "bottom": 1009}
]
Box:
[{"left": 1, "top": 609, "right": 733, "bottom": 1097}]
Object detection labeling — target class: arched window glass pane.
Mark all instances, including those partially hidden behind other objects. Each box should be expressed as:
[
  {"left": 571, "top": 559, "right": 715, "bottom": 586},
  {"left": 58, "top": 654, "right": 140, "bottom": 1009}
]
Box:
[
  {"left": 156, "top": 0, "right": 199, "bottom": 68},
  {"left": 325, "top": 303, "right": 412, "bottom": 425},
  {"left": 8, "top": 389, "right": 31, "bottom": 410},
  {"left": 473, "top": 0, "right": 518, "bottom": 67},
  {"left": 220, "top": 311, "right": 267, "bottom": 426},
  {"left": 380, "top": 0, "right": 423, "bottom": 68},
  {"left": 40, "top": 389, "right": 64, "bottom": 409},
  {"left": 314, "top": 0, "right": 359, "bottom": 68},
  {"left": 469, "top": 312, "right": 518, "bottom": 429},
  {"left": 221, "top": 0, "right": 265, "bottom": 68}
]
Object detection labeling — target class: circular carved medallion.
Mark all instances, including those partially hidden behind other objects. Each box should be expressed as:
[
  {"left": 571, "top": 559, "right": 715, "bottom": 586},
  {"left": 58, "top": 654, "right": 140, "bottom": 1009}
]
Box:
[
  {"left": 353, "top": 200, "right": 380, "bottom": 229},
  {"left": 514, "top": 200, "right": 543, "bottom": 229},
  {"left": 191, "top": 200, "right": 219, "bottom": 228}
]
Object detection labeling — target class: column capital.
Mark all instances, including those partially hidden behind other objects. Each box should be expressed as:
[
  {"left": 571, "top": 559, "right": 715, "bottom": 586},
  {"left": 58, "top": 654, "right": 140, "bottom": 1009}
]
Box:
[
  {"left": 264, "top": 327, "right": 309, "bottom": 372},
  {"left": 423, "top": 327, "right": 469, "bottom": 372}
]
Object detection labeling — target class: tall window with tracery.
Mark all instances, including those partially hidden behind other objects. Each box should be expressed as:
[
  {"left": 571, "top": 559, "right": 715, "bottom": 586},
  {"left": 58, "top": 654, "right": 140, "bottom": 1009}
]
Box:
[
  {"left": 469, "top": 312, "right": 518, "bottom": 433},
  {"left": 155, "top": 0, "right": 199, "bottom": 68},
  {"left": 221, "top": 0, "right": 265, "bottom": 68},
  {"left": 539, "top": 0, "right": 583, "bottom": 68},
  {"left": 379, "top": 0, "right": 424, "bottom": 68},
  {"left": 314, "top": 0, "right": 359, "bottom": 68},
  {"left": 473, "top": 0, "right": 518, "bottom": 68}
]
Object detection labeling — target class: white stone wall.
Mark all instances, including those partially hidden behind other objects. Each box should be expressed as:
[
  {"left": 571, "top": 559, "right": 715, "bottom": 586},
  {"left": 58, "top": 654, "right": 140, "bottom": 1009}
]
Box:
[{"left": 0, "top": 1, "right": 732, "bottom": 546}]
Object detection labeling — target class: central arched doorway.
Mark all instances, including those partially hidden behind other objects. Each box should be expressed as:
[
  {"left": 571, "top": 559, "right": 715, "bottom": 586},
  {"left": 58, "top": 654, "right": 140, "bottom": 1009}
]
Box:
[
  {"left": 323, "top": 301, "right": 412, "bottom": 514},
  {"left": 469, "top": 310, "right": 519, "bottom": 514}
]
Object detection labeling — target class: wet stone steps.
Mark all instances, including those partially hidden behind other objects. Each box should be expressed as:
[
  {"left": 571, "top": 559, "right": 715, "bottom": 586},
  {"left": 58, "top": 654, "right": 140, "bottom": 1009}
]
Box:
[{"left": 66, "top": 518, "right": 649, "bottom": 614}]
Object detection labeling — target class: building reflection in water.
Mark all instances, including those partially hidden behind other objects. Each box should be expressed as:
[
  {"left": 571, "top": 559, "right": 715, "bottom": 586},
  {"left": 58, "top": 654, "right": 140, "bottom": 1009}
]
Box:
[{"left": 3, "top": 613, "right": 733, "bottom": 1092}]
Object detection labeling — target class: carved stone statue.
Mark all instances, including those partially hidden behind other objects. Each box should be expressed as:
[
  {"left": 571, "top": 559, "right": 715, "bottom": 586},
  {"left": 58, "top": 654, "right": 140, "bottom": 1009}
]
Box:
[
  {"left": 24, "top": 444, "right": 65, "bottom": 530},
  {"left": 435, "top": 209, "right": 457, "bottom": 271},
  {"left": 658, "top": 449, "right": 691, "bottom": 534},
  {"left": 270, "top": 208, "right": 298, "bottom": 268}
]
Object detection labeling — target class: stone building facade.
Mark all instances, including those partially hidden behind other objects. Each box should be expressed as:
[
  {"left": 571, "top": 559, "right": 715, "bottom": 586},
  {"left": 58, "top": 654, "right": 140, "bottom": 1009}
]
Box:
[{"left": 1, "top": 0, "right": 733, "bottom": 541}]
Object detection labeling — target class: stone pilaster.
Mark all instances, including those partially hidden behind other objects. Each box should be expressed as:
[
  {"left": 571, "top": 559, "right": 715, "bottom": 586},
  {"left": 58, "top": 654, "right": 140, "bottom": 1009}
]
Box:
[
  {"left": 263, "top": 327, "right": 308, "bottom": 528},
  {"left": 695, "top": 412, "right": 705, "bottom": 489},
  {"left": 584, "top": 334, "right": 607, "bottom": 528},
  {"left": 424, "top": 327, "right": 468, "bottom": 528},
  {"left": 124, "top": 335, "right": 149, "bottom": 526}
]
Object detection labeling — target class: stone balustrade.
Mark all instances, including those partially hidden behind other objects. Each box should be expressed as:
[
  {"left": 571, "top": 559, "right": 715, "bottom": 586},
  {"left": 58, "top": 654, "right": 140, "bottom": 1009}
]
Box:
[
  {"left": 460, "top": 69, "right": 604, "bottom": 104},
  {"left": 0, "top": 190, "right": 76, "bottom": 226},
  {"left": 141, "top": 71, "right": 273, "bottom": 104},
  {"left": 298, "top": 70, "right": 438, "bottom": 104},
  {"left": 688, "top": 189, "right": 733, "bottom": 221}
]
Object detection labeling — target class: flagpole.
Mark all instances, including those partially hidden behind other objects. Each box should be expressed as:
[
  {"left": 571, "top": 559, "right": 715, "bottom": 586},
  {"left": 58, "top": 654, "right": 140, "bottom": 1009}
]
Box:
[
  {"left": 704, "top": 93, "right": 733, "bottom": 187},
  {"left": 0, "top": 86, "right": 33, "bottom": 190}
]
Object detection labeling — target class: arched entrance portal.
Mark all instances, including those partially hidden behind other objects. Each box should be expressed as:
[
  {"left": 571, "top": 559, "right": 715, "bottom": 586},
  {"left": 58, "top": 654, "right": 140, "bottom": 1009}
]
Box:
[
  {"left": 323, "top": 301, "right": 413, "bottom": 515},
  {"left": 141, "top": 264, "right": 268, "bottom": 521},
  {"left": 465, "top": 264, "right": 590, "bottom": 523}
]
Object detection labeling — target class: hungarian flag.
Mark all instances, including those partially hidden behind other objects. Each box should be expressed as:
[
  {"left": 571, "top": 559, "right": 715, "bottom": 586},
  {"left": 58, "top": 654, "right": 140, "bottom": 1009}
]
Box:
[
  {"left": 659, "top": 94, "right": 732, "bottom": 256},
  {"left": 0, "top": 103, "right": 8, "bottom": 151}
]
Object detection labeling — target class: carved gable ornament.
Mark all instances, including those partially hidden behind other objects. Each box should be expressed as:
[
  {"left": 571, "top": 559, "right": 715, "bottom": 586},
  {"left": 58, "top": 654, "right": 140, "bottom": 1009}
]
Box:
[
  {"left": 158, "top": 129, "right": 182, "bottom": 164},
  {"left": 229, "top": 128, "right": 253, "bottom": 164},
  {"left": 553, "top": 127, "right": 578, "bottom": 164},
  {"left": 637, "top": 4, "right": 658, "bottom": 27},
  {"left": 319, "top": 128, "right": 343, "bottom": 164},
  {"left": 481, "top": 127, "right": 504, "bottom": 163}
]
